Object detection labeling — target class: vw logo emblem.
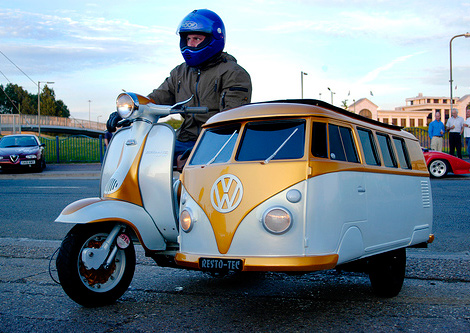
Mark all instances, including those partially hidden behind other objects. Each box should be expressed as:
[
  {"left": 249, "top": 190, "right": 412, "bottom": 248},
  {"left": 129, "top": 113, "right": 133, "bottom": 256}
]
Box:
[{"left": 210, "top": 174, "right": 243, "bottom": 213}]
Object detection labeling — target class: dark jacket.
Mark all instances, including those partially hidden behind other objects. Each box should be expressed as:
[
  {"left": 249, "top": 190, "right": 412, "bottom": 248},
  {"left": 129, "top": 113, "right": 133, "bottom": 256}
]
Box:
[{"left": 148, "top": 52, "right": 252, "bottom": 142}]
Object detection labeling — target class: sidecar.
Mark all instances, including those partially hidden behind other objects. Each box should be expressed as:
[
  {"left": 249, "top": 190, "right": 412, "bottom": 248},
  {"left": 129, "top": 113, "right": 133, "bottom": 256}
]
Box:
[{"left": 175, "top": 99, "right": 434, "bottom": 297}]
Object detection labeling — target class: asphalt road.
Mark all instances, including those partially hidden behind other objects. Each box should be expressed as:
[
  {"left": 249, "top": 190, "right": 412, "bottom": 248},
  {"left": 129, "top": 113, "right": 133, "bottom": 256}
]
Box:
[{"left": 0, "top": 168, "right": 469, "bottom": 332}]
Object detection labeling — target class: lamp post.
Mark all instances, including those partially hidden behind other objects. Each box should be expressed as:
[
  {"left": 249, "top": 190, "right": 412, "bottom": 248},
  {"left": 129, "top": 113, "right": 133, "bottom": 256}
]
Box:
[
  {"left": 301, "top": 71, "right": 308, "bottom": 99},
  {"left": 88, "top": 100, "right": 92, "bottom": 123},
  {"left": 37, "top": 81, "right": 54, "bottom": 137},
  {"left": 449, "top": 33, "right": 470, "bottom": 118},
  {"left": 327, "top": 87, "right": 335, "bottom": 105}
]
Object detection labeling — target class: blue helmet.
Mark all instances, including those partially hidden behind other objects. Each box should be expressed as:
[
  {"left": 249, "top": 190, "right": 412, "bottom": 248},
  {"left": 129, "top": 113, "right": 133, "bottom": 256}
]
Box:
[{"left": 177, "top": 9, "right": 226, "bottom": 67}]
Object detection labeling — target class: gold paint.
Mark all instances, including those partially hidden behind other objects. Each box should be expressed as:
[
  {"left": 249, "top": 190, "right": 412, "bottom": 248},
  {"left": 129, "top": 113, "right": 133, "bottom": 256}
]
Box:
[
  {"left": 183, "top": 162, "right": 307, "bottom": 254},
  {"left": 175, "top": 252, "right": 339, "bottom": 271},
  {"left": 428, "top": 234, "right": 435, "bottom": 244},
  {"left": 103, "top": 135, "right": 147, "bottom": 206},
  {"left": 182, "top": 103, "right": 429, "bottom": 256},
  {"left": 61, "top": 197, "right": 104, "bottom": 215}
]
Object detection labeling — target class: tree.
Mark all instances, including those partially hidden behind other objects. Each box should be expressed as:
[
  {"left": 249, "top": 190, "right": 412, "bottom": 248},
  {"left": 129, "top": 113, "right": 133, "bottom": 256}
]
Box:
[
  {"left": 40, "top": 85, "right": 57, "bottom": 116},
  {"left": 56, "top": 100, "right": 70, "bottom": 118},
  {"left": 0, "top": 83, "right": 70, "bottom": 117},
  {"left": 341, "top": 99, "right": 349, "bottom": 110}
]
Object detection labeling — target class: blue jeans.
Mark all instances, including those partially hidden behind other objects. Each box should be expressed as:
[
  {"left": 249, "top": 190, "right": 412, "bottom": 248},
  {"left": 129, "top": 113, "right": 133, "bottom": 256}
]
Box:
[{"left": 174, "top": 140, "right": 196, "bottom": 166}]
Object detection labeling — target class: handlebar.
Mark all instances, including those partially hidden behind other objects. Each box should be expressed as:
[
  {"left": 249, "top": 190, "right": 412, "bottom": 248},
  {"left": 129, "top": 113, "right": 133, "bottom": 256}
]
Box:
[{"left": 183, "top": 107, "right": 209, "bottom": 114}]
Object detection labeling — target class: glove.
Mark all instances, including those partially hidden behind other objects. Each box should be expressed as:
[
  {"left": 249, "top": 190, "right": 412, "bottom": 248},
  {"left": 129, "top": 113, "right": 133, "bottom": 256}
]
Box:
[{"left": 106, "top": 112, "right": 122, "bottom": 133}]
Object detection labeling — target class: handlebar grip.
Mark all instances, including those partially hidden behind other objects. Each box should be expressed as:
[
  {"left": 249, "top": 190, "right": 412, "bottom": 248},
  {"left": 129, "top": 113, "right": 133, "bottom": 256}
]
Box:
[{"left": 184, "top": 107, "right": 208, "bottom": 114}]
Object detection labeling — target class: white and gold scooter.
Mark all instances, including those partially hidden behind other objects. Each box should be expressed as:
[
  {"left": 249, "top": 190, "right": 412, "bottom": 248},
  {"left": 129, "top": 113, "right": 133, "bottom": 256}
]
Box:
[{"left": 55, "top": 93, "right": 206, "bottom": 307}]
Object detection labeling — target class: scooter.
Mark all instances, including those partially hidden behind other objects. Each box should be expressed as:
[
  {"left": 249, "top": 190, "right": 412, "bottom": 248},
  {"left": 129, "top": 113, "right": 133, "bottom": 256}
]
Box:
[{"left": 55, "top": 92, "right": 207, "bottom": 307}]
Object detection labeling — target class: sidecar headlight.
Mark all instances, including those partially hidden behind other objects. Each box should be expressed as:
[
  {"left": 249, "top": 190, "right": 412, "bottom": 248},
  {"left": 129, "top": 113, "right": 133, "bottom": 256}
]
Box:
[
  {"left": 116, "top": 93, "right": 137, "bottom": 119},
  {"left": 180, "top": 208, "right": 195, "bottom": 232},
  {"left": 262, "top": 207, "right": 292, "bottom": 234}
]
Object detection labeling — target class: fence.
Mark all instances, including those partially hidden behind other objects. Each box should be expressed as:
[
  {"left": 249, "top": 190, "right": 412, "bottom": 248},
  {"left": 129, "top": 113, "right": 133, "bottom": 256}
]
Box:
[
  {"left": 40, "top": 135, "right": 104, "bottom": 163},
  {"left": 0, "top": 114, "right": 106, "bottom": 132},
  {"left": 402, "top": 127, "right": 469, "bottom": 157},
  {"left": 2, "top": 127, "right": 468, "bottom": 164}
]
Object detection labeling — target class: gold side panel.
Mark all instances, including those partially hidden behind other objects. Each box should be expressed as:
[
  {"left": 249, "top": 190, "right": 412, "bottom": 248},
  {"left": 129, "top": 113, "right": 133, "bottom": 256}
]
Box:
[
  {"left": 175, "top": 252, "right": 339, "bottom": 272},
  {"left": 182, "top": 161, "right": 308, "bottom": 254},
  {"left": 104, "top": 136, "right": 147, "bottom": 206},
  {"left": 61, "top": 197, "right": 104, "bottom": 215}
]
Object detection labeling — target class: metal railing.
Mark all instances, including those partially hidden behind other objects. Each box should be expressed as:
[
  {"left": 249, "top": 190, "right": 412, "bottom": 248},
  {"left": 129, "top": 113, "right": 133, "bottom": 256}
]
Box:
[
  {"left": 40, "top": 135, "right": 104, "bottom": 163},
  {"left": 403, "top": 127, "right": 468, "bottom": 157},
  {"left": 0, "top": 114, "right": 106, "bottom": 132}
]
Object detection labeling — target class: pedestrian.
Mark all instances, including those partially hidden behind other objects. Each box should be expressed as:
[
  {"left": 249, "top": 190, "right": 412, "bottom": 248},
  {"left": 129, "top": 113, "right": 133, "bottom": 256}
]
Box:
[
  {"left": 446, "top": 108, "right": 464, "bottom": 158},
  {"left": 428, "top": 110, "right": 445, "bottom": 152},
  {"left": 463, "top": 108, "right": 470, "bottom": 158},
  {"left": 107, "top": 9, "right": 252, "bottom": 166},
  {"left": 104, "top": 130, "right": 113, "bottom": 150}
]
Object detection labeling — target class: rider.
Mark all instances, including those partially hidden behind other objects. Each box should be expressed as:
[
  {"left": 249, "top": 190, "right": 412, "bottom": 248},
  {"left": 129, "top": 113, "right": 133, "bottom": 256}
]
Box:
[{"left": 107, "top": 9, "right": 252, "bottom": 165}]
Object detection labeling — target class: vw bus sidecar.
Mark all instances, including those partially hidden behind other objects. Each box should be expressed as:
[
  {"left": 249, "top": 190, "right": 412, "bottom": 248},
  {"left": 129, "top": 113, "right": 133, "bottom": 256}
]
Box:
[{"left": 175, "top": 99, "right": 434, "bottom": 297}]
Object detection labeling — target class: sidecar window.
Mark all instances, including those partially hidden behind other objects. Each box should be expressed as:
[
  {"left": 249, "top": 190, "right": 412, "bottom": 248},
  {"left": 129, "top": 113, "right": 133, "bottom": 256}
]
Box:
[
  {"left": 189, "top": 124, "right": 241, "bottom": 165},
  {"left": 236, "top": 120, "right": 305, "bottom": 161}
]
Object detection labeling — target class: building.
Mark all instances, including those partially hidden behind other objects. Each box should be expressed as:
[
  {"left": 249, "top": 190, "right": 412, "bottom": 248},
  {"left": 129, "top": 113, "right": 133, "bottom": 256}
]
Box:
[{"left": 348, "top": 93, "right": 470, "bottom": 127}]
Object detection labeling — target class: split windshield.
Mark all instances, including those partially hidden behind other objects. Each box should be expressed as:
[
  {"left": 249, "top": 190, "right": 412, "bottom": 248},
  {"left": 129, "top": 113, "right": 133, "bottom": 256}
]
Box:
[
  {"left": 189, "top": 124, "right": 241, "bottom": 165},
  {"left": 189, "top": 119, "right": 305, "bottom": 165},
  {"left": 236, "top": 120, "right": 305, "bottom": 162}
]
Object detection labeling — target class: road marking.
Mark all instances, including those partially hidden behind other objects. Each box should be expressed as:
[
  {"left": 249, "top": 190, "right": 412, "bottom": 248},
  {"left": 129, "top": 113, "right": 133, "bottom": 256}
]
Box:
[{"left": 27, "top": 186, "right": 83, "bottom": 189}]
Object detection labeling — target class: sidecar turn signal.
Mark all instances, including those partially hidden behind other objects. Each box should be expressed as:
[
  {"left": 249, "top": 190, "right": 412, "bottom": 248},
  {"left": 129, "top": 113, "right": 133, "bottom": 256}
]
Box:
[{"left": 180, "top": 209, "right": 194, "bottom": 233}]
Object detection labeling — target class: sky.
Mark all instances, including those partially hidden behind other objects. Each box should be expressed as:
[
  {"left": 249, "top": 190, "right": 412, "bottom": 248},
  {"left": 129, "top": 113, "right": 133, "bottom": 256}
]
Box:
[{"left": 0, "top": 0, "right": 469, "bottom": 123}]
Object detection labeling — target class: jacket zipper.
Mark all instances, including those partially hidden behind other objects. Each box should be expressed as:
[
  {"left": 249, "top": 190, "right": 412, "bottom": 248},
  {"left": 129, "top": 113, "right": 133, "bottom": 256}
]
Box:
[{"left": 195, "top": 69, "right": 201, "bottom": 107}]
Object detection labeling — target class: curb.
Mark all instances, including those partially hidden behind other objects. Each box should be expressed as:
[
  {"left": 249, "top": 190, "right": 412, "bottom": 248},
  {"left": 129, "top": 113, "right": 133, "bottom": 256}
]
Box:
[{"left": 0, "top": 172, "right": 101, "bottom": 179}]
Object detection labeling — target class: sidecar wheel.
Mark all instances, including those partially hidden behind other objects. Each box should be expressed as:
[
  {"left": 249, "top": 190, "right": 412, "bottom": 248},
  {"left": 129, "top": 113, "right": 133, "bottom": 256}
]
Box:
[
  {"left": 368, "top": 248, "right": 406, "bottom": 298},
  {"left": 56, "top": 224, "right": 136, "bottom": 307}
]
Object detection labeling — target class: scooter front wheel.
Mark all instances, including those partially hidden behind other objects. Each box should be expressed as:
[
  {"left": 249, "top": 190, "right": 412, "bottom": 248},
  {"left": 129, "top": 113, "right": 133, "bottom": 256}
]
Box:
[{"left": 56, "top": 223, "right": 136, "bottom": 307}]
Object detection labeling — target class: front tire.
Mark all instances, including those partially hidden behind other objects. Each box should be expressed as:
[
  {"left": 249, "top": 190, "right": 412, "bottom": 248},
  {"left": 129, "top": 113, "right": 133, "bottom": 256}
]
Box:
[
  {"left": 56, "top": 223, "right": 135, "bottom": 307},
  {"left": 428, "top": 159, "right": 448, "bottom": 178},
  {"left": 368, "top": 248, "right": 406, "bottom": 298}
]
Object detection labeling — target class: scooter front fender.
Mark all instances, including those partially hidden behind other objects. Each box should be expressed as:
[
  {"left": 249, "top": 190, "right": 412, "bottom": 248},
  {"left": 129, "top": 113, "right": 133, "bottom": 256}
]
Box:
[{"left": 55, "top": 197, "right": 167, "bottom": 251}]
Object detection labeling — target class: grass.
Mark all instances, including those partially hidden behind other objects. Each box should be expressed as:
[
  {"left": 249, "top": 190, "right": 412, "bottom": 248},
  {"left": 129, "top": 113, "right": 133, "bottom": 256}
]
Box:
[{"left": 40, "top": 135, "right": 104, "bottom": 163}]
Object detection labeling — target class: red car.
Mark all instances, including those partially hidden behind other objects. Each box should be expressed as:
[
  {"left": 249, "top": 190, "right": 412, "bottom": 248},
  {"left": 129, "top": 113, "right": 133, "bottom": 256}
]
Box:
[
  {"left": 423, "top": 148, "right": 470, "bottom": 178},
  {"left": 0, "top": 134, "right": 46, "bottom": 172}
]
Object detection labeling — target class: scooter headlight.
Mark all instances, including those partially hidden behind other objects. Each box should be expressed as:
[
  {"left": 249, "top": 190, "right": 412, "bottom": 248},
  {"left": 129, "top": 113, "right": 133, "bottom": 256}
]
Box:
[
  {"left": 262, "top": 207, "right": 292, "bottom": 234},
  {"left": 180, "top": 208, "right": 195, "bottom": 232},
  {"left": 116, "top": 93, "right": 138, "bottom": 119}
]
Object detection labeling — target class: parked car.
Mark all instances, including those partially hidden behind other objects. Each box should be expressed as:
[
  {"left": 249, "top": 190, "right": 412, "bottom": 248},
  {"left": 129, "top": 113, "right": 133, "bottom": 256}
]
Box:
[
  {"left": 0, "top": 134, "right": 46, "bottom": 172},
  {"left": 423, "top": 148, "right": 470, "bottom": 178}
]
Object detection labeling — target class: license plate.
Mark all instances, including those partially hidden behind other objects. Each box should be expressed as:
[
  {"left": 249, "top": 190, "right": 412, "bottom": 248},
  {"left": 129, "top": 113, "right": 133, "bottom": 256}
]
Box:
[
  {"left": 20, "top": 160, "right": 35, "bottom": 165},
  {"left": 199, "top": 258, "right": 243, "bottom": 272}
]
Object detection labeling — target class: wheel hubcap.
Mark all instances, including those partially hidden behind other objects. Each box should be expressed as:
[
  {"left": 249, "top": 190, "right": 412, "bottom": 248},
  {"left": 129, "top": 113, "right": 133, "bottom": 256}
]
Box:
[
  {"left": 78, "top": 234, "right": 126, "bottom": 292},
  {"left": 430, "top": 160, "right": 446, "bottom": 177}
]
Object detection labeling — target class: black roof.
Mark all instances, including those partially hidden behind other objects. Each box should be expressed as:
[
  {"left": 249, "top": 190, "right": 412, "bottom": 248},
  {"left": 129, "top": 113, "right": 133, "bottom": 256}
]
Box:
[{"left": 254, "top": 99, "right": 402, "bottom": 131}]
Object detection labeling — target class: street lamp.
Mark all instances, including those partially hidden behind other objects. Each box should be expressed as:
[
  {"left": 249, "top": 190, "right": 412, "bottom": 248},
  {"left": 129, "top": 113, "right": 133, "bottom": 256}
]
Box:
[
  {"left": 301, "top": 71, "right": 308, "bottom": 99},
  {"left": 327, "top": 87, "right": 335, "bottom": 105},
  {"left": 88, "top": 100, "right": 92, "bottom": 123},
  {"left": 449, "top": 33, "right": 470, "bottom": 118},
  {"left": 37, "top": 81, "right": 54, "bottom": 137}
]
